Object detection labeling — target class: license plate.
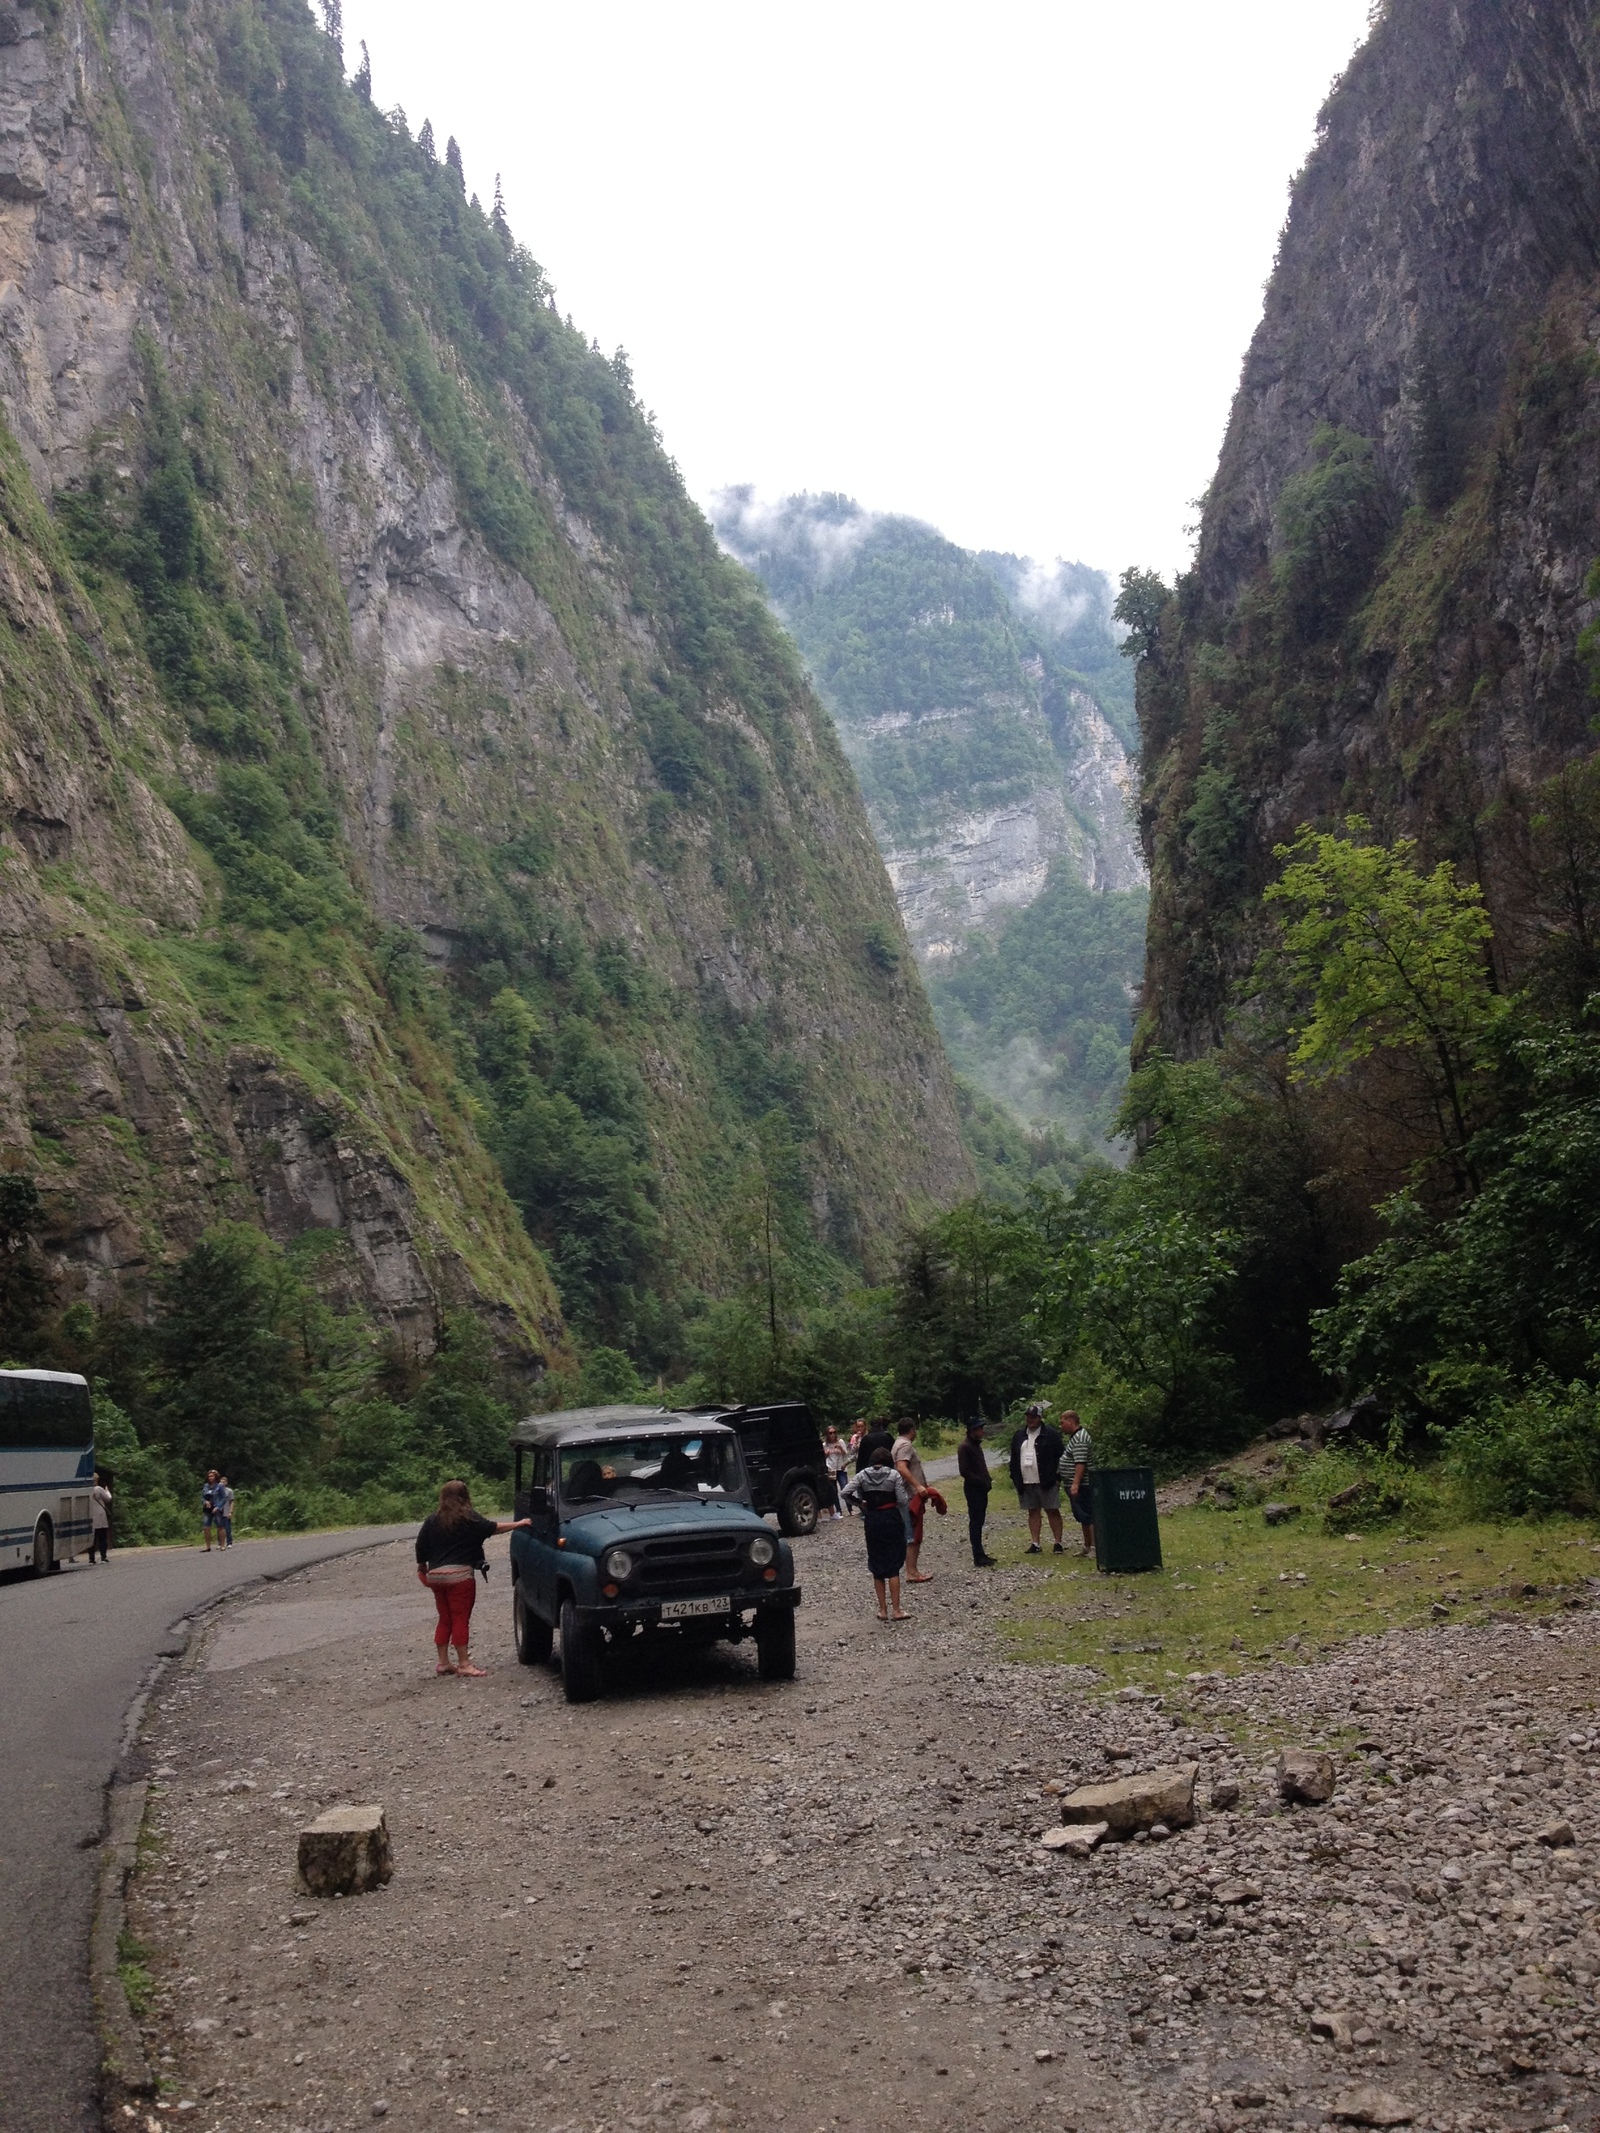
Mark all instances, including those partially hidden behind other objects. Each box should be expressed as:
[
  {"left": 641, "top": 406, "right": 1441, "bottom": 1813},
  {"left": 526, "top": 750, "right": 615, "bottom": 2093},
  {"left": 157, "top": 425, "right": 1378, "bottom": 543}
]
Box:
[{"left": 659, "top": 1595, "right": 732, "bottom": 1620}]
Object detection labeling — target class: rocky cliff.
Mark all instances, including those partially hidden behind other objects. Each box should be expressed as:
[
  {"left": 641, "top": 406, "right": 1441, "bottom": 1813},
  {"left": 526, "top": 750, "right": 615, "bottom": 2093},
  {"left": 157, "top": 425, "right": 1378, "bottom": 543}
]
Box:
[
  {"left": 0, "top": 0, "right": 969, "bottom": 1369},
  {"left": 1137, "top": 0, "right": 1600, "bottom": 1055}
]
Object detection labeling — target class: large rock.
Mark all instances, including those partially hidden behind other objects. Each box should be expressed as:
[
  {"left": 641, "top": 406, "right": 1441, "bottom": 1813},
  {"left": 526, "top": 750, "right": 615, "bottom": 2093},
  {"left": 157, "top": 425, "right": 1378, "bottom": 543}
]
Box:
[
  {"left": 297, "top": 1805, "right": 393, "bottom": 1897},
  {"left": 1277, "top": 1747, "right": 1336, "bottom": 1805},
  {"left": 1059, "top": 1763, "right": 1197, "bottom": 1835}
]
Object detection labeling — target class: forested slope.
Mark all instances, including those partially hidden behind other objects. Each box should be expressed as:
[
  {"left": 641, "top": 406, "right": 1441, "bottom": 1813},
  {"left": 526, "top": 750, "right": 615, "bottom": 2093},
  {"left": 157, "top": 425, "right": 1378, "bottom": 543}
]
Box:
[{"left": 0, "top": 0, "right": 969, "bottom": 1440}]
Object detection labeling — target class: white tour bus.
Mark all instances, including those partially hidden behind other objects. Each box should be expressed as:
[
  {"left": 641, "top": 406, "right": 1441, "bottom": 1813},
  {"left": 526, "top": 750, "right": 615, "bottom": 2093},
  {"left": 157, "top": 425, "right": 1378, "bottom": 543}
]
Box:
[{"left": 0, "top": 1368, "right": 95, "bottom": 1574}]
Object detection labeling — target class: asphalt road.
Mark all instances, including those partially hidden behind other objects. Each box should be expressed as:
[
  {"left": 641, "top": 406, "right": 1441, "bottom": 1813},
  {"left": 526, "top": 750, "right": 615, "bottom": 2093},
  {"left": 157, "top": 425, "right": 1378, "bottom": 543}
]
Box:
[{"left": 0, "top": 1527, "right": 414, "bottom": 2133}]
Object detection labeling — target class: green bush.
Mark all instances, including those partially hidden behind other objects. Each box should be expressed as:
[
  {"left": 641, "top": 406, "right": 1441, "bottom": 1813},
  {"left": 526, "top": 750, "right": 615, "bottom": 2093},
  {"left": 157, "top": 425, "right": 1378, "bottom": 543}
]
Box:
[
  {"left": 1444, "top": 1377, "right": 1600, "bottom": 1521},
  {"left": 1278, "top": 1442, "right": 1442, "bottom": 1531}
]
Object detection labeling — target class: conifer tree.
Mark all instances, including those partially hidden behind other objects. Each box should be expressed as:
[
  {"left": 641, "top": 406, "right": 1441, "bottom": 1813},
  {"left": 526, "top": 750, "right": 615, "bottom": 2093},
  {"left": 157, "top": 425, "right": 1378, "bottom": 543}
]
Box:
[
  {"left": 319, "top": 0, "right": 343, "bottom": 61},
  {"left": 353, "top": 38, "right": 371, "bottom": 101},
  {"left": 491, "top": 173, "right": 508, "bottom": 237},
  {"left": 445, "top": 135, "right": 465, "bottom": 191},
  {"left": 418, "top": 116, "right": 436, "bottom": 162}
]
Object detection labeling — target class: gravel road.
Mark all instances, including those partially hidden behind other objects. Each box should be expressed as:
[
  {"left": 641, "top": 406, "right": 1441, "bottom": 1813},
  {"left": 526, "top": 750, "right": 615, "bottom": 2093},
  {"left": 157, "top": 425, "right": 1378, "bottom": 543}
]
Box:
[
  {"left": 125, "top": 1503, "right": 1600, "bottom": 2133},
  {"left": 0, "top": 1525, "right": 414, "bottom": 2133}
]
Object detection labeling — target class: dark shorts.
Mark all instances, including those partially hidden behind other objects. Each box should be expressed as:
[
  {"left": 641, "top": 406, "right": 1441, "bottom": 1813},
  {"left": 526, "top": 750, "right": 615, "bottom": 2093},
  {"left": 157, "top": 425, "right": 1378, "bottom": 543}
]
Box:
[
  {"left": 863, "top": 1505, "right": 908, "bottom": 1580},
  {"left": 1069, "top": 1485, "right": 1094, "bottom": 1527}
]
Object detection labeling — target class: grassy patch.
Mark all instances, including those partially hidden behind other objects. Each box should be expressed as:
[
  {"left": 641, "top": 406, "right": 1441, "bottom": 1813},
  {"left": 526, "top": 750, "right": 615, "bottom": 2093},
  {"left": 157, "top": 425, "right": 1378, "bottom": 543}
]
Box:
[
  {"left": 990, "top": 1499, "right": 1600, "bottom": 1689},
  {"left": 115, "top": 1927, "right": 154, "bottom": 2018}
]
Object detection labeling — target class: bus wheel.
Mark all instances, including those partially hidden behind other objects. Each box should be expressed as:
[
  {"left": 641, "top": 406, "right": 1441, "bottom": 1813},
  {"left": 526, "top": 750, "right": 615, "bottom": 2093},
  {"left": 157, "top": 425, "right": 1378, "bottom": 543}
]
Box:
[{"left": 32, "top": 1518, "right": 53, "bottom": 1578}]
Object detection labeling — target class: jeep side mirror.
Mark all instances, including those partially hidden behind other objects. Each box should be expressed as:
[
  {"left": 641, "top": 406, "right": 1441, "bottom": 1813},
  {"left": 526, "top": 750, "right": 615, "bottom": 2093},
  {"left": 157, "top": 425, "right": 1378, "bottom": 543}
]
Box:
[{"left": 528, "top": 1485, "right": 550, "bottom": 1515}]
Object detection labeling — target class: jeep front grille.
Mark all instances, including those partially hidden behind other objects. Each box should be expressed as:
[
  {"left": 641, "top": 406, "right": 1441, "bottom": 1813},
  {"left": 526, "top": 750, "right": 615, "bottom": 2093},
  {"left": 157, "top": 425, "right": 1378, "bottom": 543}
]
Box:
[{"left": 636, "top": 1534, "right": 745, "bottom": 1592}]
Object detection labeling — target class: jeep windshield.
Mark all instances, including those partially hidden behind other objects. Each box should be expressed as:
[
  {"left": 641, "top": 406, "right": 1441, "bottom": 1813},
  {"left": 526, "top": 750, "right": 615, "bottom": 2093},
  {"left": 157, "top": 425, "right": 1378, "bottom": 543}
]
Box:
[{"left": 559, "top": 1434, "right": 745, "bottom": 1506}]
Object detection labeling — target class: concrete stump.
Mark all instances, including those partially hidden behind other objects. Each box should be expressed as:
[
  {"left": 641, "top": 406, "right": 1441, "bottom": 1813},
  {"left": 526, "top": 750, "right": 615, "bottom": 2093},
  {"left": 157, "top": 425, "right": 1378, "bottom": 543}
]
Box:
[{"left": 297, "top": 1804, "right": 392, "bottom": 1896}]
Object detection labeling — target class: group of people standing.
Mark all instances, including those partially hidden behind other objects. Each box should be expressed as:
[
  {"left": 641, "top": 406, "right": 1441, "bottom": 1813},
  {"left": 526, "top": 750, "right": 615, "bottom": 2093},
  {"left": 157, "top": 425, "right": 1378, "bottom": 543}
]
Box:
[
  {"left": 832, "top": 1402, "right": 1095, "bottom": 1619},
  {"left": 201, "top": 1470, "right": 236, "bottom": 1549}
]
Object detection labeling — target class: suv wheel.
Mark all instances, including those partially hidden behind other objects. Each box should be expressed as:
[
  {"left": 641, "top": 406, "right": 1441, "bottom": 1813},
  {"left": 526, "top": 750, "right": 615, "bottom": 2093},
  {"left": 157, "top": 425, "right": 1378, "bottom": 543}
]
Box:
[
  {"left": 514, "top": 1586, "right": 553, "bottom": 1667},
  {"left": 559, "top": 1598, "right": 603, "bottom": 1703},
  {"left": 777, "top": 1481, "right": 820, "bottom": 1537},
  {"left": 755, "top": 1607, "right": 796, "bottom": 1681}
]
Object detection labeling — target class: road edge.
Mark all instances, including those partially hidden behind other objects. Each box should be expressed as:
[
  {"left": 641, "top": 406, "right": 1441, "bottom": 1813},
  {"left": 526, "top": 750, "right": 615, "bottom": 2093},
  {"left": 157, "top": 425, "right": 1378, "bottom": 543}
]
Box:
[
  {"left": 86, "top": 1532, "right": 412, "bottom": 2128},
  {"left": 90, "top": 1774, "right": 156, "bottom": 2115}
]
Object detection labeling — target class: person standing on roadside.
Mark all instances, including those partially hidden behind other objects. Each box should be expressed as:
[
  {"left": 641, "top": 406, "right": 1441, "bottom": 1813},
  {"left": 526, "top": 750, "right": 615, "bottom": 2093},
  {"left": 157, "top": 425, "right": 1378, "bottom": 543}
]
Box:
[
  {"left": 823, "top": 1426, "right": 849, "bottom": 1519},
  {"left": 415, "top": 1480, "right": 532, "bottom": 1677},
  {"left": 1009, "top": 1402, "right": 1067, "bottom": 1554},
  {"left": 892, "top": 1417, "right": 933, "bottom": 1583},
  {"left": 840, "top": 1447, "right": 912, "bottom": 1621},
  {"left": 1063, "top": 1409, "right": 1095, "bottom": 1557},
  {"left": 200, "top": 1468, "right": 221, "bottom": 1552},
  {"left": 89, "top": 1470, "right": 112, "bottom": 1563},
  {"left": 217, "top": 1474, "right": 236, "bottom": 1547},
  {"left": 957, "top": 1418, "right": 996, "bottom": 1566}
]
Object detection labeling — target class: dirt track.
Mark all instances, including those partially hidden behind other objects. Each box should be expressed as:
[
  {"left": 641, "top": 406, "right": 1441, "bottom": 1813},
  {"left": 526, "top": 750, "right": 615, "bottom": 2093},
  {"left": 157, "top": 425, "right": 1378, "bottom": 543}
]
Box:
[{"left": 123, "top": 1503, "right": 1600, "bottom": 2133}]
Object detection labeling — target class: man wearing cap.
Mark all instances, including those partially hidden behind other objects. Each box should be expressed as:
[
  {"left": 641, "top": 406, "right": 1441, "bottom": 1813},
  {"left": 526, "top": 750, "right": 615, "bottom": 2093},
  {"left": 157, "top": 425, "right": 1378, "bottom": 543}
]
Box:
[{"left": 1008, "top": 1402, "right": 1066, "bottom": 1554}]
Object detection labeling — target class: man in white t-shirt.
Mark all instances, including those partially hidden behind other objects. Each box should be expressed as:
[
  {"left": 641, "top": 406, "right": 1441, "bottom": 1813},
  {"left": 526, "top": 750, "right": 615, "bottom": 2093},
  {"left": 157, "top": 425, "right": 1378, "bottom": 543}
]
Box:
[{"left": 1008, "top": 1403, "right": 1066, "bottom": 1553}]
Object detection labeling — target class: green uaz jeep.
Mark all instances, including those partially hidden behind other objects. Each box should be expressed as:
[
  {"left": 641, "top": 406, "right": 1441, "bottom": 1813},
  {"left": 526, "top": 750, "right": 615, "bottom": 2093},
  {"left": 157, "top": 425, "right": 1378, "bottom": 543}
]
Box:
[{"left": 507, "top": 1406, "right": 801, "bottom": 1703}]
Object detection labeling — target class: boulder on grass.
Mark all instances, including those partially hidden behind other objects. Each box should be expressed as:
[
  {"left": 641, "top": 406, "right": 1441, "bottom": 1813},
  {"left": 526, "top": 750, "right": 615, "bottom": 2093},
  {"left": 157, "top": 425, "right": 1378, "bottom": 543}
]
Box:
[
  {"left": 1059, "top": 1763, "right": 1197, "bottom": 1835},
  {"left": 1262, "top": 1502, "right": 1299, "bottom": 1526},
  {"left": 1277, "top": 1747, "right": 1336, "bottom": 1805},
  {"left": 297, "top": 1805, "right": 392, "bottom": 1897}
]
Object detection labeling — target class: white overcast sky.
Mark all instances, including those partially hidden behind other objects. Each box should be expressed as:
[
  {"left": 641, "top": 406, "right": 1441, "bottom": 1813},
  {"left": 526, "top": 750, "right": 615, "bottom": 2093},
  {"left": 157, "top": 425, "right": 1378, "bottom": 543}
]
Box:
[{"left": 339, "top": 0, "right": 1374, "bottom": 581}]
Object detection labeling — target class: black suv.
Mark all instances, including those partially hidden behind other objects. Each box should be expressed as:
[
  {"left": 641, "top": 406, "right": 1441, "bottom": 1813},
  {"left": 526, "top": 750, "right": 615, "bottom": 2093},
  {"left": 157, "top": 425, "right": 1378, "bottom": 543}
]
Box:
[{"left": 683, "top": 1402, "right": 830, "bottom": 1536}]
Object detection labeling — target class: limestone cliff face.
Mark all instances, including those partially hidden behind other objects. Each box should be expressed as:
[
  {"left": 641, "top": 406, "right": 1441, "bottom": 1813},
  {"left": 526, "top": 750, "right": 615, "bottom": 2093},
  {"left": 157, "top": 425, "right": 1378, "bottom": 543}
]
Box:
[
  {"left": 0, "top": 0, "right": 969, "bottom": 1360},
  {"left": 1138, "top": 0, "right": 1600, "bottom": 1054}
]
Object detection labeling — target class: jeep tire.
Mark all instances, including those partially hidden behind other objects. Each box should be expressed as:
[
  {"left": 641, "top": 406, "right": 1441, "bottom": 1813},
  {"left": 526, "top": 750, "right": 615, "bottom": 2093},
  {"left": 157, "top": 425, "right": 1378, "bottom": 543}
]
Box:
[
  {"left": 755, "top": 1606, "right": 796, "bottom": 1681},
  {"left": 559, "top": 1598, "right": 603, "bottom": 1703},
  {"left": 514, "top": 1585, "right": 553, "bottom": 1667},
  {"left": 777, "top": 1480, "right": 820, "bottom": 1537}
]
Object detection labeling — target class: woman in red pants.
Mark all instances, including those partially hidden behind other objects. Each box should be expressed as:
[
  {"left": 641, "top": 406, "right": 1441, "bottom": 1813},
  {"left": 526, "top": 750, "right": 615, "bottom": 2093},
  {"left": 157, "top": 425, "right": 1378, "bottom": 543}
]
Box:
[{"left": 415, "top": 1480, "right": 531, "bottom": 1677}]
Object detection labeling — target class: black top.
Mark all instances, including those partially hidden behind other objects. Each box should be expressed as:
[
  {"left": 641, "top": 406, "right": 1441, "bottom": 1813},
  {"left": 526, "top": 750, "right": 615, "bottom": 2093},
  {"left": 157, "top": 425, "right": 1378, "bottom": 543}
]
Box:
[
  {"left": 957, "top": 1437, "right": 991, "bottom": 1486},
  {"left": 856, "top": 1428, "right": 895, "bottom": 1472},
  {"left": 415, "top": 1511, "right": 498, "bottom": 1571},
  {"left": 1008, "top": 1423, "right": 1065, "bottom": 1491}
]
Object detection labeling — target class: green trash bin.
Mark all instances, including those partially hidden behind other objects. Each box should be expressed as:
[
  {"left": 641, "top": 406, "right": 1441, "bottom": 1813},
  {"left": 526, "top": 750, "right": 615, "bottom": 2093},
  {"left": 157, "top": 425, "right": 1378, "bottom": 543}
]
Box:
[{"left": 1092, "top": 1466, "right": 1163, "bottom": 1574}]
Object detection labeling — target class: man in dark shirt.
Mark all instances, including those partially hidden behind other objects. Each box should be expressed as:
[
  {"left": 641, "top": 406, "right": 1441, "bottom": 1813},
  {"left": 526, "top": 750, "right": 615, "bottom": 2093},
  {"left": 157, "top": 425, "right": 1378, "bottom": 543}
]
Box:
[
  {"left": 856, "top": 1425, "right": 895, "bottom": 1473},
  {"left": 957, "top": 1416, "right": 997, "bottom": 1566}
]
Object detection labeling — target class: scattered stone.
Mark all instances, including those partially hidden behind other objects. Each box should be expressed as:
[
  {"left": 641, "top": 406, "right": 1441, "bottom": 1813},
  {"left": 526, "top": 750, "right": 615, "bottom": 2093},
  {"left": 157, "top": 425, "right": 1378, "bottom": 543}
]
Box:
[
  {"left": 1262, "top": 1502, "right": 1299, "bottom": 1525},
  {"left": 1058, "top": 1763, "right": 1197, "bottom": 1835},
  {"left": 1213, "top": 1878, "right": 1261, "bottom": 1905},
  {"left": 1034, "top": 2048, "right": 1054, "bottom": 2062},
  {"left": 1536, "top": 1818, "right": 1577, "bottom": 1848},
  {"left": 1277, "top": 1746, "right": 1336, "bottom": 1804},
  {"left": 296, "top": 1805, "right": 392, "bottom": 1897},
  {"left": 1208, "top": 1778, "right": 1241, "bottom": 1810},
  {"left": 1329, "top": 2087, "right": 1412, "bottom": 2126},
  {"left": 1040, "top": 1820, "right": 1108, "bottom": 1857},
  {"left": 1312, "top": 2011, "right": 1355, "bottom": 2047}
]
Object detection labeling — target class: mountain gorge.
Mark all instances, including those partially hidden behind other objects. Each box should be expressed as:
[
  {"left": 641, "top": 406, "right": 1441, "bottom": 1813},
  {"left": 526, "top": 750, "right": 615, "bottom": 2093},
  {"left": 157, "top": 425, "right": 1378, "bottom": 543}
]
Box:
[
  {"left": 713, "top": 490, "right": 1147, "bottom": 1144},
  {"left": 0, "top": 0, "right": 969, "bottom": 1392}
]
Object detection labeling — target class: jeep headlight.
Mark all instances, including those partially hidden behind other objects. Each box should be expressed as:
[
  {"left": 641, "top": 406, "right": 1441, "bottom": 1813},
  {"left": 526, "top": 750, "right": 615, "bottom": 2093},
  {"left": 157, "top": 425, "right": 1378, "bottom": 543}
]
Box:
[
  {"left": 747, "top": 1534, "right": 776, "bottom": 1568},
  {"left": 603, "top": 1547, "right": 635, "bottom": 1582}
]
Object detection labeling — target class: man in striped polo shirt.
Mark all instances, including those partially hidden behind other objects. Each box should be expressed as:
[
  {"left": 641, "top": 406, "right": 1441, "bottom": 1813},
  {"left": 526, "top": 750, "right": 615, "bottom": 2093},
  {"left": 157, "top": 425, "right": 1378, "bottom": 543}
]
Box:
[{"left": 1063, "top": 1410, "right": 1094, "bottom": 1557}]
